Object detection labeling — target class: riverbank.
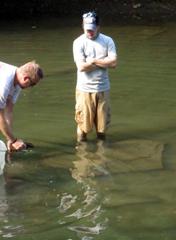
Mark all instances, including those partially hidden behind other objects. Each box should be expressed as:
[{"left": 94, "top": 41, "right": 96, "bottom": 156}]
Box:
[{"left": 0, "top": 1, "right": 175, "bottom": 25}]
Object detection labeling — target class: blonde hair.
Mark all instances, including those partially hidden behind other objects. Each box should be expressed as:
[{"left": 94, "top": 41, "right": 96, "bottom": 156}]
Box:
[{"left": 19, "top": 61, "right": 43, "bottom": 82}]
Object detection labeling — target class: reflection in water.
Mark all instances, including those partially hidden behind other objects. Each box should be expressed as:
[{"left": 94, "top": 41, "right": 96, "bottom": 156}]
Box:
[
  {"left": 0, "top": 137, "right": 165, "bottom": 240},
  {"left": 0, "top": 151, "right": 24, "bottom": 238},
  {"left": 0, "top": 138, "right": 168, "bottom": 240},
  {"left": 61, "top": 141, "right": 109, "bottom": 239},
  {"left": 58, "top": 193, "right": 77, "bottom": 213},
  {"left": 70, "top": 139, "right": 164, "bottom": 239},
  {"left": 72, "top": 142, "right": 109, "bottom": 181},
  {"left": 0, "top": 177, "right": 8, "bottom": 221}
]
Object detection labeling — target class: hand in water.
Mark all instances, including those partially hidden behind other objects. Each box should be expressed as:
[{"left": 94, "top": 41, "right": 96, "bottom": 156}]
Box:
[{"left": 7, "top": 139, "right": 26, "bottom": 152}]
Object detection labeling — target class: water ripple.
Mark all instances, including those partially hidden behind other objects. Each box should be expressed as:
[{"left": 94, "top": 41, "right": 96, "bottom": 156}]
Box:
[{"left": 68, "top": 222, "right": 106, "bottom": 235}]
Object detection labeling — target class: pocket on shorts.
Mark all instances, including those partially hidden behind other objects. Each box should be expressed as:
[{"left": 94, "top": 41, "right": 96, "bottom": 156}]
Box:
[
  {"left": 75, "top": 90, "right": 84, "bottom": 124},
  {"left": 75, "top": 103, "right": 84, "bottom": 124}
]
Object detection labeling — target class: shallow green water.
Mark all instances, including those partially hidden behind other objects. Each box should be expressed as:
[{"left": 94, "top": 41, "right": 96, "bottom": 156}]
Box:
[{"left": 0, "top": 21, "right": 176, "bottom": 240}]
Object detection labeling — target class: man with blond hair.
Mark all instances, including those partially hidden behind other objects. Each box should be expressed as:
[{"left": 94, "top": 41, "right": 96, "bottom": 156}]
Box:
[{"left": 0, "top": 61, "right": 43, "bottom": 151}]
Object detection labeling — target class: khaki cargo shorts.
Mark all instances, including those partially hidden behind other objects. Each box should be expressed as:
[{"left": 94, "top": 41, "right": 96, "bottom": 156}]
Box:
[{"left": 75, "top": 89, "right": 111, "bottom": 133}]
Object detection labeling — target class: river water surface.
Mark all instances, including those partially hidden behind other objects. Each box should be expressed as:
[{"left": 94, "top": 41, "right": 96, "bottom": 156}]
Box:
[{"left": 0, "top": 21, "right": 176, "bottom": 240}]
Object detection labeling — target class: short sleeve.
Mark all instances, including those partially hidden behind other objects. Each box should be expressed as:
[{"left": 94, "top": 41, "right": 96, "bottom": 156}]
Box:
[{"left": 73, "top": 37, "right": 86, "bottom": 63}]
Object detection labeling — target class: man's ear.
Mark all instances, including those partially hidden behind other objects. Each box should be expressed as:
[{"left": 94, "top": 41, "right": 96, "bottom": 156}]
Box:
[{"left": 23, "top": 76, "right": 29, "bottom": 82}]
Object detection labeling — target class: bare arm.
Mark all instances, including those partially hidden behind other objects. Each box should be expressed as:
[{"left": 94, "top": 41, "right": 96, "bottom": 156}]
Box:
[
  {"left": 75, "top": 56, "right": 117, "bottom": 72},
  {"left": 0, "top": 98, "right": 25, "bottom": 151},
  {"left": 87, "top": 56, "right": 117, "bottom": 69},
  {"left": 75, "top": 59, "right": 97, "bottom": 72},
  {"left": 4, "top": 97, "right": 14, "bottom": 134},
  {"left": 0, "top": 109, "right": 15, "bottom": 143}
]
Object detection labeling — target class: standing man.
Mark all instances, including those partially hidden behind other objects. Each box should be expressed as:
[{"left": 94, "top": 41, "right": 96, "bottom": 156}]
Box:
[
  {"left": 0, "top": 61, "right": 43, "bottom": 151},
  {"left": 73, "top": 11, "right": 117, "bottom": 143}
]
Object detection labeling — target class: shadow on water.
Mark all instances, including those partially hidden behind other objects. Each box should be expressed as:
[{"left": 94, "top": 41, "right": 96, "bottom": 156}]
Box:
[{"left": 110, "top": 120, "right": 176, "bottom": 170}]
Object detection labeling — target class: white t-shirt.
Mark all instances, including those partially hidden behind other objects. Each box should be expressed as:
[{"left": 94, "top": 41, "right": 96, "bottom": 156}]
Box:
[
  {"left": 0, "top": 62, "right": 21, "bottom": 109},
  {"left": 73, "top": 33, "right": 117, "bottom": 92}
]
